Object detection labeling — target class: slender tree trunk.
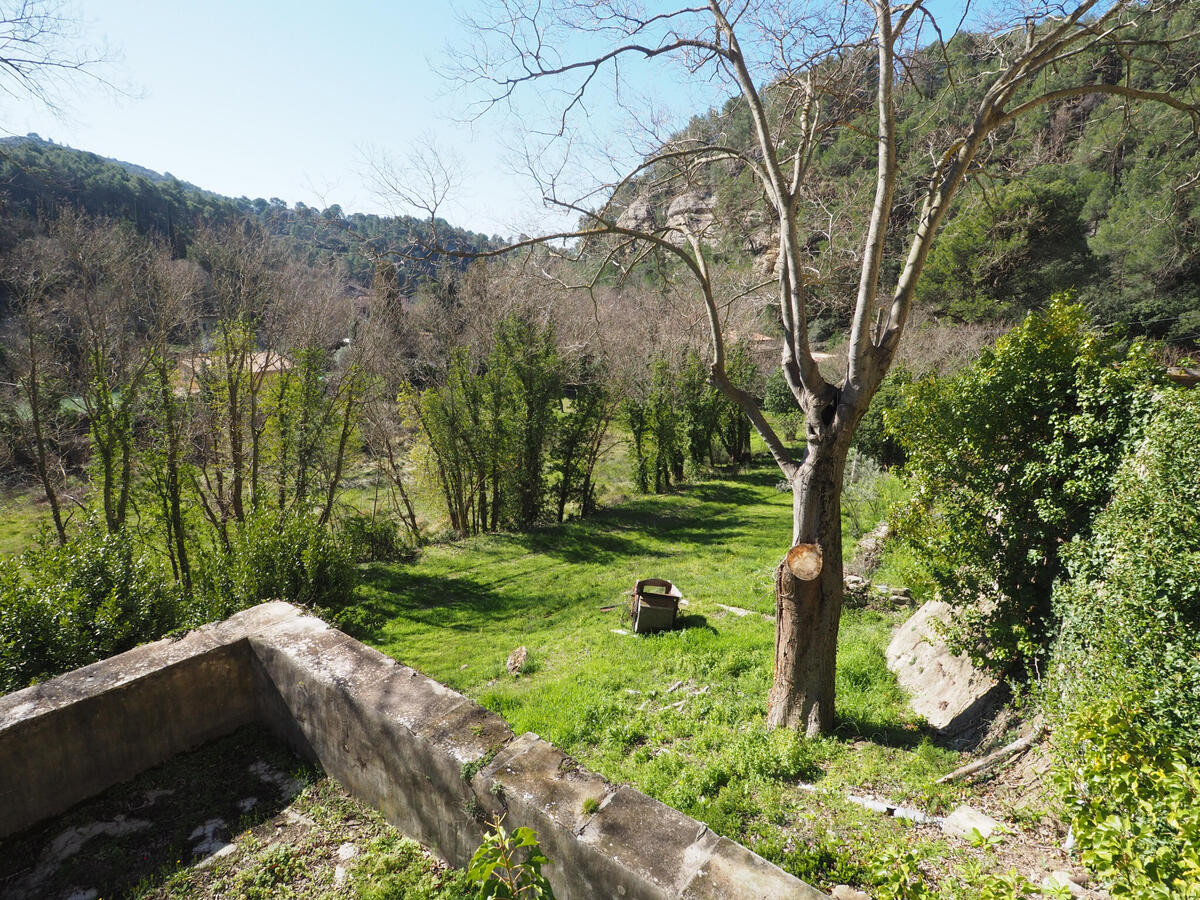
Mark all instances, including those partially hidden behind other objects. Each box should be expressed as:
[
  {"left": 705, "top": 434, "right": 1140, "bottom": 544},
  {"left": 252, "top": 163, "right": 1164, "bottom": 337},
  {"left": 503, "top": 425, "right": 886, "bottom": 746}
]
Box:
[
  {"left": 767, "top": 435, "right": 850, "bottom": 736},
  {"left": 23, "top": 349, "right": 67, "bottom": 546},
  {"left": 318, "top": 379, "right": 359, "bottom": 527},
  {"left": 158, "top": 370, "right": 191, "bottom": 595}
]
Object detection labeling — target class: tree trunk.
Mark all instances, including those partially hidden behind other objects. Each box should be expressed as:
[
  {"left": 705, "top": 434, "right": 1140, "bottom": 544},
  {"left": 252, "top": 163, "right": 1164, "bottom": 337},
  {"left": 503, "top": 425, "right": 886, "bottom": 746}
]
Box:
[
  {"left": 23, "top": 353, "right": 68, "bottom": 546},
  {"left": 767, "top": 437, "right": 850, "bottom": 736}
]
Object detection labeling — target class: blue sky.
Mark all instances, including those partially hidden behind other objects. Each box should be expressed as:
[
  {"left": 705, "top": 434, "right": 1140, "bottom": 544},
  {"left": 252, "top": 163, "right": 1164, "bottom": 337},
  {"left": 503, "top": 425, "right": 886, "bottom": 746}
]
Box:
[
  {"left": 1, "top": 1, "right": 729, "bottom": 236},
  {"left": 3, "top": 2, "right": 546, "bottom": 234},
  {"left": 1, "top": 1, "right": 977, "bottom": 237}
]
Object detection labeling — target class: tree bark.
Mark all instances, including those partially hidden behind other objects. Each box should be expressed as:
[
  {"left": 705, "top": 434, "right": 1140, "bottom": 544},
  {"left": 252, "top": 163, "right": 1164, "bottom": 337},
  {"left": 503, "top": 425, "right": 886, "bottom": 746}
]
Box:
[{"left": 767, "top": 435, "right": 850, "bottom": 736}]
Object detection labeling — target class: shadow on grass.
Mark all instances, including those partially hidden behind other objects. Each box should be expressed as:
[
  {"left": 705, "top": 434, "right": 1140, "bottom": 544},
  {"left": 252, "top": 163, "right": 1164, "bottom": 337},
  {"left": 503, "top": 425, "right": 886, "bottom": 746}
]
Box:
[
  {"left": 675, "top": 613, "right": 717, "bottom": 634},
  {"left": 515, "top": 493, "right": 753, "bottom": 565},
  {"left": 833, "top": 715, "right": 939, "bottom": 751},
  {"left": 342, "top": 474, "right": 774, "bottom": 639}
]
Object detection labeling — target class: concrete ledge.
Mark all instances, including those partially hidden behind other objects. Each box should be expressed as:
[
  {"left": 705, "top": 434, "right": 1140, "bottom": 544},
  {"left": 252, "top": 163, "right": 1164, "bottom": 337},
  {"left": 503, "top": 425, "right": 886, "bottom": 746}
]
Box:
[{"left": 0, "top": 602, "right": 826, "bottom": 899}]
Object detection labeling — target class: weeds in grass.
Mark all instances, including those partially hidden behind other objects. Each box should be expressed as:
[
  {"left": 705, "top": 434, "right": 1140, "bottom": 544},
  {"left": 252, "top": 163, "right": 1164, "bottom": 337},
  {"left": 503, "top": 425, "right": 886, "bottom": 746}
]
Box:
[{"left": 345, "top": 464, "right": 1010, "bottom": 892}]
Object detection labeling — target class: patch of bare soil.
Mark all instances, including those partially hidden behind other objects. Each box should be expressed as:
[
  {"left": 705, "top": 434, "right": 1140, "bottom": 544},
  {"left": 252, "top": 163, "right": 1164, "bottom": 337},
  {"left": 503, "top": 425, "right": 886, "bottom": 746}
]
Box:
[
  {"left": 926, "top": 735, "right": 1105, "bottom": 897},
  {"left": 0, "top": 726, "right": 463, "bottom": 900}
]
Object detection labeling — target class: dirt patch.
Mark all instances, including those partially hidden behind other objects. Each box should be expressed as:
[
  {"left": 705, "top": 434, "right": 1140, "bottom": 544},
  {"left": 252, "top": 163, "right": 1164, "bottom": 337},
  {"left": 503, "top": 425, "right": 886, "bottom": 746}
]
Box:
[{"left": 0, "top": 726, "right": 468, "bottom": 900}]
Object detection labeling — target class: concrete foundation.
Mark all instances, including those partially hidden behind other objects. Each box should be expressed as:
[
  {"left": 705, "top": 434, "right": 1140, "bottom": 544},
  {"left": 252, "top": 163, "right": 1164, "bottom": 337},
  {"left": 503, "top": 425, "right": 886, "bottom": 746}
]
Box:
[{"left": 0, "top": 602, "right": 825, "bottom": 899}]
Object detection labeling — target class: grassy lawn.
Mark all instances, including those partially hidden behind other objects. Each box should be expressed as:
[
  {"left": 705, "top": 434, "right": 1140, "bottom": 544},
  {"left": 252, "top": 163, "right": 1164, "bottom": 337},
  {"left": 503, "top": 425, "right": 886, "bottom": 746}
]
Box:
[
  {"left": 341, "top": 462, "right": 1012, "bottom": 893},
  {"left": 0, "top": 484, "right": 57, "bottom": 558}
]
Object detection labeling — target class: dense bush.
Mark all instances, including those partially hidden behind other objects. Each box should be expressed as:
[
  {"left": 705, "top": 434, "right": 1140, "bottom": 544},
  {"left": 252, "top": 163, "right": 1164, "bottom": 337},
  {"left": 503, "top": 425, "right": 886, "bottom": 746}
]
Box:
[
  {"left": 891, "top": 299, "right": 1162, "bottom": 676},
  {"left": 0, "top": 509, "right": 359, "bottom": 694},
  {"left": 852, "top": 366, "right": 912, "bottom": 469},
  {"left": 197, "top": 510, "right": 356, "bottom": 618},
  {"left": 0, "top": 526, "right": 181, "bottom": 692},
  {"left": 1049, "top": 391, "right": 1200, "bottom": 896},
  {"left": 1055, "top": 699, "right": 1200, "bottom": 898},
  {"left": 341, "top": 513, "right": 410, "bottom": 563},
  {"left": 626, "top": 345, "right": 760, "bottom": 492},
  {"left": 406, "top": 312, "right": 611, "bottom": 533}
]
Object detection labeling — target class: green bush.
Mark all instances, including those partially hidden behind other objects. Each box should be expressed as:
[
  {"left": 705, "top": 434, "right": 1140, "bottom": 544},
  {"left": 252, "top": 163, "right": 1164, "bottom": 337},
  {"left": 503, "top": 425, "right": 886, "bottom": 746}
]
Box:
[
  {"left": 1049, "top": 391, "right": 1200, "bottom": 896},
  {"left": 197, "top": 510, "right": 356, "bottom": 618},
  {"left": 467, "top": 817, "right": 555, "bottom": 899},
  {"left": 341, "top": 512, "right": 410, "bottom": 563},
  {"left": 891, "top": 299, "right": 1162, "bottom": 676},
  {"left": 762, "top": 366, "right": 799, "bottom": 414},
  {"left": 1055, "top": 699, "right": 1200, "bottom": 898},
  {"left": 0, "top": 525, "right": 181, "bottom": 693},
  {"left": 1051, "top": 388, "right": 1200, "bottom": 754},
  {"left": 852, "top": 366, "right": 912, "bottom": 469}
]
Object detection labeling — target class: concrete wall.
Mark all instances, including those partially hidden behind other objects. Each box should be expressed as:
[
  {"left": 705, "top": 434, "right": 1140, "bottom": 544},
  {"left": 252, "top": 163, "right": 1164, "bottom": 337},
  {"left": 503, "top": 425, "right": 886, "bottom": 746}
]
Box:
[{"left": 0, "top": 602, "right": 826, "bottom": 899}]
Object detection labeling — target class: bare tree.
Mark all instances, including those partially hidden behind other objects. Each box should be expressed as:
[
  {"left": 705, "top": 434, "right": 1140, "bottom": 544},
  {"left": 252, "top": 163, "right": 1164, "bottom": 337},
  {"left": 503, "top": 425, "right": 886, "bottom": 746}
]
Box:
[
  {"left": 0, "top": 232, "right": 74, "bottom": 543},
  {"left": 453, "top": 0, "right": 1199, "bottom": 735},
  {"left": 0, "top": 0, "right": 111, "bottom": 111}
]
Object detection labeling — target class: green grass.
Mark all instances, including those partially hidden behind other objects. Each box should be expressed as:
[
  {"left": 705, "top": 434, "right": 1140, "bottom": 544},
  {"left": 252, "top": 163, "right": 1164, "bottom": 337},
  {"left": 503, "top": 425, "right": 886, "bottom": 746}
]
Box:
[
  {"left": 340, "top": 463, "right": 991, "bottom": 891},
  {"left": 0, "top": 484, "right": 56, "bottom": 558}
]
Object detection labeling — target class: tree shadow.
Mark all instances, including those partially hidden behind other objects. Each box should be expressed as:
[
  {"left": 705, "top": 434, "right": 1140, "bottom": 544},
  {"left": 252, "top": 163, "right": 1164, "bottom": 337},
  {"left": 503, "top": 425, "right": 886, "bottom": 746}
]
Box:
[
  {"left": 833, "top": 715, "right": 939, "bottom": 751},
  {"left": 674, "top": 612, "right": 717, "bottom": 634}
]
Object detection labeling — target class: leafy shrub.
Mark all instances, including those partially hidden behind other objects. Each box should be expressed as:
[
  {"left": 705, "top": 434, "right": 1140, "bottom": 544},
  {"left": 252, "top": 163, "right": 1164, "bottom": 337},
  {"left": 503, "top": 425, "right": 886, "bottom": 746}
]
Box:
[
  {"left": 467, "top": 817, "right": 555, "bottom": 899},
  {"left": 0, "top": 525, "right": 181, "bottom": 692},
  {"left": 353, "top": 833, "right": 473, "bottom": 900},
  {"left": 852, "top": 366, "right": 912, "bottom": 468},
  {"left": 891, "top": 298, "right": 1162, "bottom": 676},
  {"left": 1055, "top": 699, "right": 1200, "bottom": 898},
  {"left": 626, "top": 346, "right": 761, "bottom": 492},
  {"left": 1049, "top": 391, "right": 1200, "bottom": 897},
  {"left": 196, "top": 510, "right": 355, "bottom": 618},
  {"left": 763, "top": 366, "right": 800, "bottom": 414},
  {"left": 341, "top": 512, "right": 410, "bottom": 563},
  {"left": 1050, "top": 388, "right": 1200, "bottom": 755}
]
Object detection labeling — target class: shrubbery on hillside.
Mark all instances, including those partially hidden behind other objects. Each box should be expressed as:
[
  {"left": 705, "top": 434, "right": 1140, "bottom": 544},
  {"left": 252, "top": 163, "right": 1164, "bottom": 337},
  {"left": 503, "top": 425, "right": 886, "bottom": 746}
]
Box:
[
  {"left": 1049, "top": 391, "right": 1200, "bottom": 897},
  {"left": 0, "top": 511, "right": 355, "bottom": 694},
  {"left": 890, "top": 299, "right": 1162, "bottom": 676},
  {"left": 0, "top": 525, "right": 180, "bottom": 692}
]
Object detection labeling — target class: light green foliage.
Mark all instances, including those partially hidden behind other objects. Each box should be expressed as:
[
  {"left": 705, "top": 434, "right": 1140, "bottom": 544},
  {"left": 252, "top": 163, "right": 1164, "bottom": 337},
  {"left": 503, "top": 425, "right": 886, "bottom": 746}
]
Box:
[
  {"left": 762, "top": 368, "right": 804, "bottom": 442},
  {"left": 677, "top": 350, "right": 722, "bottom": 472},
  {"left": 0, "top": 524, "right": 181, "bottom": 692},
  {"left": 762, "top": 366, "right": 798, "bottom": 415},
  {"left": 1049, "top": 392, "right": 1200, "bottom": 897},
  {"left": 235, "top": 844, "right": 305, "bottom": 898},
  {"left": 1055, "top": 700, "right": 1200, "bottom": 898},
  {"left": 871, "top": 847, "right": 933, "bottom": 900},
  {"left": 466, "top": 818, "right": 555, "bottom": 900},
  {"left": 493, "top": 314, "right": 563, "bottom": 527},
  {"left": 625, "top": 357, "right": 685, "bottom": 493},
  {"left": 891, "top": 299, "right": 1162, "bottom": 676},
  {"left": 407, "top": 312, "right": 602, "bottom": 534},
  {"left": 1050, "top": 389, "right": 1200, "bottom": 756},
  {"left": 352, "top": 833, "right": 473, "bottom": 900},
  {"left": 625, "top": 346, "right": 759, "bottom": 492},
  {"left": 263, "top": 347, "right": 337, "bottom": 511}
]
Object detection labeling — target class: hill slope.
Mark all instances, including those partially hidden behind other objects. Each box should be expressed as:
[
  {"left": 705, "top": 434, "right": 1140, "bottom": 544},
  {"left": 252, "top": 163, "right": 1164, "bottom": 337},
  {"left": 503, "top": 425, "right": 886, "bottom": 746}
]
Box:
[{"left": 0, "top": 135, "right": 494, "bottom": 292}]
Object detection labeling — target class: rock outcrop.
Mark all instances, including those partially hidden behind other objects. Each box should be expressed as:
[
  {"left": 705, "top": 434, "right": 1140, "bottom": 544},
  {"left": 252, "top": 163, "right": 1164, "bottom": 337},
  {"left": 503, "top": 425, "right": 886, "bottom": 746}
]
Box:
[{"left": 886, "top": 600, "right": 1002, "bottom": 736}]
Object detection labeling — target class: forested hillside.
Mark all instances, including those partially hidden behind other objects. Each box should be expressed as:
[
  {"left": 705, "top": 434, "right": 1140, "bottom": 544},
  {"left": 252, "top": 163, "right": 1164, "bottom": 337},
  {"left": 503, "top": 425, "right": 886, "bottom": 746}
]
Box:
[
  {"left": 0, "top": 135, "right": 496, "bottom": 292},
  {"left": 608, "top": 5, "right": 1200, "bottom": 347}
]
